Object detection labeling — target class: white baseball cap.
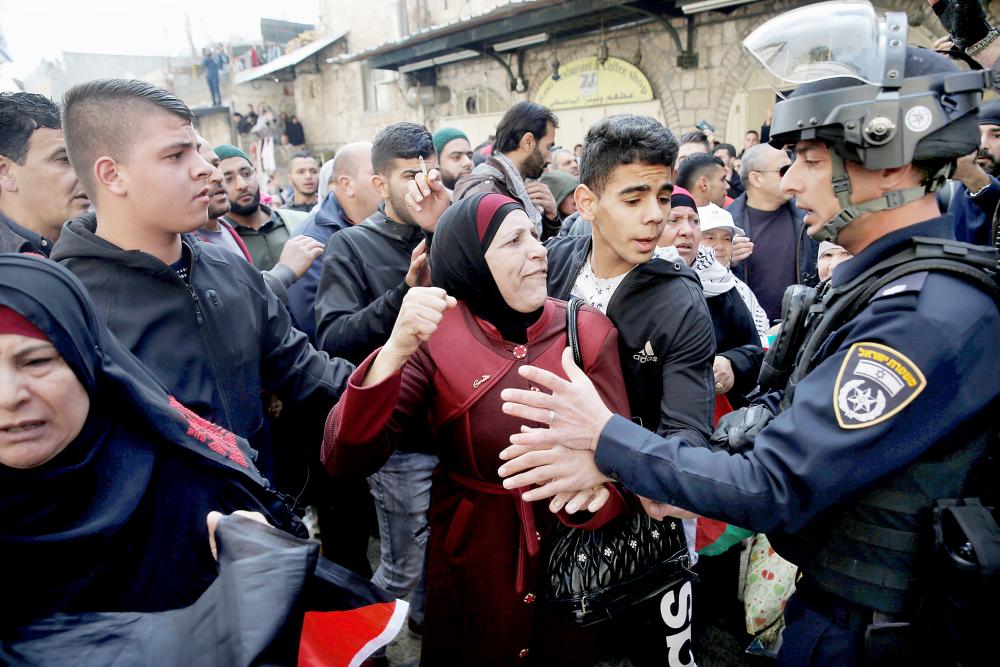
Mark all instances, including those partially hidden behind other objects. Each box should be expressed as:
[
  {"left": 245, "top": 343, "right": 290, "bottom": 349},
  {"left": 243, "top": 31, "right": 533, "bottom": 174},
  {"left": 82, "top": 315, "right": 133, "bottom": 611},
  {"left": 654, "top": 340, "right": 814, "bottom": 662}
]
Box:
[
  {"left": 818, "top": 240, "right": 849, "bottom": 259},
  {"left": 698, "top": 204, "right": 743, "bottom": 236}
]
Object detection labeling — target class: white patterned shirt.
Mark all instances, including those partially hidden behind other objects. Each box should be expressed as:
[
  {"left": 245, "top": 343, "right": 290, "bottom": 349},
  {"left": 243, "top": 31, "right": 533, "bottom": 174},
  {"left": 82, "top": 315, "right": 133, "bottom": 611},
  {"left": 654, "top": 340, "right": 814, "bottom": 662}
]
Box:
[{"left": 571, "top": 255, "right": 633, "bottom": 314}]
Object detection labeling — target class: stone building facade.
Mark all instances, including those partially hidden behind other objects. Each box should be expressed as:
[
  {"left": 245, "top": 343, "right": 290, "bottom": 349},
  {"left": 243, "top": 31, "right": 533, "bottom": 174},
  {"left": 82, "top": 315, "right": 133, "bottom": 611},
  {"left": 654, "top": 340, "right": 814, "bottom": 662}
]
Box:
[{"left": 275, "top": 0, "right": 984, "bottom": 154}]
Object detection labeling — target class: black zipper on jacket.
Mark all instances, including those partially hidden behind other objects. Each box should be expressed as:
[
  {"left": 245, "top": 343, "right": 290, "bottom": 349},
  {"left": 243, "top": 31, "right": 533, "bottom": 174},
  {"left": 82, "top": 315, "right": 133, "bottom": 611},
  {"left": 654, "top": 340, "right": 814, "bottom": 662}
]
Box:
[
  {"left": 187, "top": 284, "right": 205, "bottom": 326},
  {"left": 172, "top": 244, "right": 237, "bottom": 432}
]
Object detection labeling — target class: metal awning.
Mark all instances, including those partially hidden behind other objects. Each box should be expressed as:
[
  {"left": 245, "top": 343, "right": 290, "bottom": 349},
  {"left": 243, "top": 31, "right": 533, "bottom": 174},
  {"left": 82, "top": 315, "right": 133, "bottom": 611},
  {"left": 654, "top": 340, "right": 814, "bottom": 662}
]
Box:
[
  {"left": 338, "top": 0, "right": 768, "bottom": 73},
  {"left": 235, "top": 30, "right": 348, "bottom": 84},
  {"left": 346, "top": 0, "right": 683, "bottom": 71}
]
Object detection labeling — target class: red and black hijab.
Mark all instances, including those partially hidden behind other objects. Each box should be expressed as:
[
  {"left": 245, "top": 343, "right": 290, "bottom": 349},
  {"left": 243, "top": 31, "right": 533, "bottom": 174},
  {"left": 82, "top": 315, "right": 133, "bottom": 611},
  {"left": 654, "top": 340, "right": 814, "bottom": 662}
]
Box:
[{"left": 430, "top": 192, "right": 543, "bottom": 343}]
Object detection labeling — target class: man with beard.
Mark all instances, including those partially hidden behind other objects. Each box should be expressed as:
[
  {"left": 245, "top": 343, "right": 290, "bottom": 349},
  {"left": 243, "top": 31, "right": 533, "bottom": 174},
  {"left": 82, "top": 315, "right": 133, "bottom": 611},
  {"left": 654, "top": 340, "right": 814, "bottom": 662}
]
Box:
[
  {"left": 0, "top": 92, "right": 92, "bottom": 255},
  {"left": 942, "top": 99, "right": 1000, "bottom": 246},
  {"left": 454, "top": 101, "right": 561, "bottom": 239},
  {"left": 431, "top": 127, "right": 472, "bottom": 194},
  {"left": 282, "top": 150, "right": 320, "bottom": 212},
  {"left": 215, "top": 144, "right": 308, "bottom": 271},
  {"left": 313, "top": 121, "right": 439, "bottom": 634},
  {"left": 193, "top": 139, "right": 324, "bottom": 304}
]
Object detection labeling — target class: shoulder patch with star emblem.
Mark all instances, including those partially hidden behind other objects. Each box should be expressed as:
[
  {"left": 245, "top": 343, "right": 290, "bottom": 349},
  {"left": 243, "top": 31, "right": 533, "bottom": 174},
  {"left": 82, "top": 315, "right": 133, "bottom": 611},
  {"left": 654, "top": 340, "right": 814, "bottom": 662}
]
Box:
[{"left": 833, "top": 342, "right": 927, "bottom": 429}]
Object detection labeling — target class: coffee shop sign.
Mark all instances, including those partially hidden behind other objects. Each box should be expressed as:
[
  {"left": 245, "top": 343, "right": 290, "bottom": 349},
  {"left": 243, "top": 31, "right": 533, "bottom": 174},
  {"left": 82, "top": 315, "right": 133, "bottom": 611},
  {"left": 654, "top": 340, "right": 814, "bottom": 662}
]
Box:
[{"left": 535, "top": 56, "right": 654, "bottom": 110}]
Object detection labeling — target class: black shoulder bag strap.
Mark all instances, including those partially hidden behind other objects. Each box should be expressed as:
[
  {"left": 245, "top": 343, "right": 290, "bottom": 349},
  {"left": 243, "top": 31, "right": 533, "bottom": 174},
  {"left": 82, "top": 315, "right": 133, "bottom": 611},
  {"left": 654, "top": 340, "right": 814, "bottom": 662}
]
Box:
[{"left": 566, "top": 296, "right": 585, "bottom": 368}]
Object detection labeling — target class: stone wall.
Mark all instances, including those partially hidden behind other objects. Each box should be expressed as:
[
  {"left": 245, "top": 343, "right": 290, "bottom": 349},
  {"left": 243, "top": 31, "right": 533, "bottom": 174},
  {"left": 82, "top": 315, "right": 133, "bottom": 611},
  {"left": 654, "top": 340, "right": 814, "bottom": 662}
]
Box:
[{"left": 300, "top": 0, "right": 989, "bottom": 153}]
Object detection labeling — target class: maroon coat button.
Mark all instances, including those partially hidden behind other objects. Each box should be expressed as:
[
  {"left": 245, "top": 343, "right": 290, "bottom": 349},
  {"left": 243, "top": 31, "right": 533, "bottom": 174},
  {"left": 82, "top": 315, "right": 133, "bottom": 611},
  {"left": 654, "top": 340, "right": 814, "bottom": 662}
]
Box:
[
  {"left": 518, "top": 648, "right": 530, "bottom": 659},
  {"left": 523, "top": 593, "right": 536, "bottom": 604},
  {"left": 513, "top": 344, "right": 528, "bottom": 359}
]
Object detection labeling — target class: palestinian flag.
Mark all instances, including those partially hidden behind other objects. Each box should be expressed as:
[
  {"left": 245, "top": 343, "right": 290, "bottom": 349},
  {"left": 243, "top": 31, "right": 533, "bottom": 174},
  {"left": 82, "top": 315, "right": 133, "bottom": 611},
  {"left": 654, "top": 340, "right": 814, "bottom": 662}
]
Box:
[{"left": 298, "top": 558, "right": 409, "bottom": 666}]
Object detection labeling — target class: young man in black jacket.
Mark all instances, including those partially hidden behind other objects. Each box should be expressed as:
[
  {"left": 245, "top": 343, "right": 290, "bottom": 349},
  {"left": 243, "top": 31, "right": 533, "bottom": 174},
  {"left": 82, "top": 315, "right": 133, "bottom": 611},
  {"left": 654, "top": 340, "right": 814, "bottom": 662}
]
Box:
[
  {"left": 313, "top": 122, "right": 439, "bottom": 632},
  {"left": 546, "top": 115, "right": 716, "bottom": 447},
  {"left": 544, "top": 114, "right": 716, "bottom": 662},
  {"left": 51, "top": 79, "right": 353, "bottom": 484}
]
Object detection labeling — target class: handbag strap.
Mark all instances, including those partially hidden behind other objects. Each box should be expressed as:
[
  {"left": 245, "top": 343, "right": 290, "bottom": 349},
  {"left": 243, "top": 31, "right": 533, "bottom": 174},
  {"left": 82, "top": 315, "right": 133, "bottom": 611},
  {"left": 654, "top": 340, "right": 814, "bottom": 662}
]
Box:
[{"left": 566, "top": 296, "right": 584, "bottom": 368}]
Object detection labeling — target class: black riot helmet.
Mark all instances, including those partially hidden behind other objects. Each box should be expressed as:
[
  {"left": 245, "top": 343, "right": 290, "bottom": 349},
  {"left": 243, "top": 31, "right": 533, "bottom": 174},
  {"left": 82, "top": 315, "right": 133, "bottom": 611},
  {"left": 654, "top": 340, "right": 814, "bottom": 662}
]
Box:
[{"left": 743, "top": 1, "right": 989, "bottom": 242}]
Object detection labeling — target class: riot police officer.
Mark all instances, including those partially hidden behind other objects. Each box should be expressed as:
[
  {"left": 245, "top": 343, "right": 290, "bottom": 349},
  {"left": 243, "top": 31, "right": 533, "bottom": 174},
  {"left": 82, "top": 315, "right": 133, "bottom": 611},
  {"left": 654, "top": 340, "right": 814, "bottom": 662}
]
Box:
[{"left": 496, "top": 3, "right": 1000, "bottom": 664}]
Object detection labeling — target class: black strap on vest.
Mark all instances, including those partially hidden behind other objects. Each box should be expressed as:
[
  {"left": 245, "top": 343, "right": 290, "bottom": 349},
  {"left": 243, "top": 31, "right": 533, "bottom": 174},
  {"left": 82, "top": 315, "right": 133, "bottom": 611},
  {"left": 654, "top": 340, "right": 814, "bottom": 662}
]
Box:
[{"left": 780, "top": 237, "right": 1000, "bottom": 410}]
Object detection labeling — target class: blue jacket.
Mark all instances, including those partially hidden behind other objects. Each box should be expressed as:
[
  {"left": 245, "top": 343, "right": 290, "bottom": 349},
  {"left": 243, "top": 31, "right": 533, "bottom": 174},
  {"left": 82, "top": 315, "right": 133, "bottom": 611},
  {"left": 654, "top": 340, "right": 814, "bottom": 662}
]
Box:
[
  {"left": 725, "top": 193, "right": 819, "bottom": 288},
  {"left": 940, "top": 177, "right": 999, "bottom": 247},
  {"left": 594, "top": 215, "right": 1000, "bottom": 537},
  {"left": 285, "top": 193, "right": 352, "bottom": 342}
]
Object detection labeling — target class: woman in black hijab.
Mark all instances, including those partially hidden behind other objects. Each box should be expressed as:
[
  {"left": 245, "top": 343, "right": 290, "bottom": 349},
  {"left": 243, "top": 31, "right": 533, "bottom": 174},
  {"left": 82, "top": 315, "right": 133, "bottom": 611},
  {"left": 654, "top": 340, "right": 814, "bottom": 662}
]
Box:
[
  {"left": 0, "top": 254, "right": 302, "bottom": 632},
  {"left": 322, "top": 193, "right": 632, "bottom": 666}
]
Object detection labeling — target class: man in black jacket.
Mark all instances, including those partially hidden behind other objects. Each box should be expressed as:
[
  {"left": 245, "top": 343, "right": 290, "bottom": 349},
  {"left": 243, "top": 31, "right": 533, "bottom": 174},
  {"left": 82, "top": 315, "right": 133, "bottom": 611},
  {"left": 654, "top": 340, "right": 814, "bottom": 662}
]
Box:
[
  {"left": 727, "top": 143, "right": 819, "bottom": 322},
  {"left": 546, "top": 115, "right": 715, "bottom": 447},
  {"left": 544, "top": 114, "right": 716, "bottom": 662},
  {"left": 313, "top": 122, "right": 439, "bottom": 631},
  {"left": 51, "top": 79, "right": 353, "bottom": 484}
]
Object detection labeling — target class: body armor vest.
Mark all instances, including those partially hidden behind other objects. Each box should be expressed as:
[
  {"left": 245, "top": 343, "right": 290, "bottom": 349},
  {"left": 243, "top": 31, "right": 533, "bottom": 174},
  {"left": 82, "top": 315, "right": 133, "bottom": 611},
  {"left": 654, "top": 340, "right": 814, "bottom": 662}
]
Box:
[{"left": 766, "top": 237, "right": 999, "bottom": 614}]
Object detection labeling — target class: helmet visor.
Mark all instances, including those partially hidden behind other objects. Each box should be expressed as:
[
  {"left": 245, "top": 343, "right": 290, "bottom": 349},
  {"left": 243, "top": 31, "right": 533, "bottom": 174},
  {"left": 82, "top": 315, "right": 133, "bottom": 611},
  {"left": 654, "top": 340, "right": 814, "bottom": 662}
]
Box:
[{"left": 743, "top": 1, "right": 884, "bottom": 86}]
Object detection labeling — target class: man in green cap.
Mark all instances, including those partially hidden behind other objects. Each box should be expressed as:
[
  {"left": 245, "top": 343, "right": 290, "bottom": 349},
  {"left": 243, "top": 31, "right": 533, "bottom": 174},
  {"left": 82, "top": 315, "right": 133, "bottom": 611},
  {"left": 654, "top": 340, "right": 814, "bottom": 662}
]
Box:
[
  {"left": 431, "top": 127, "right": 473, "bottom": 192},
  {"left": 215, "top": 143, "right": 308, "bottom": 271}
]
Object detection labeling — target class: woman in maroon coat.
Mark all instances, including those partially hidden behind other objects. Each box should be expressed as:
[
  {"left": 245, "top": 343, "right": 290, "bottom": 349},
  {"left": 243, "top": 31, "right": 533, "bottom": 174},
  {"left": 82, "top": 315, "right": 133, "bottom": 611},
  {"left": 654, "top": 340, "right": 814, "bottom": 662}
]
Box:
[{"left": 322, "top": 193, "right": 631, "bottom": 666}]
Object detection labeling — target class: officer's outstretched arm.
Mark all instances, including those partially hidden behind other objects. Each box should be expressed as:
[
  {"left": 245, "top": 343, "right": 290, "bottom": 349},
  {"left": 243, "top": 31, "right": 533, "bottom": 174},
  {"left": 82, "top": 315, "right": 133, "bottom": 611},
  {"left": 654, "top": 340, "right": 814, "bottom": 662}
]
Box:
[{"left": 594, "top": 293, "right": 999, "bottom": 534}]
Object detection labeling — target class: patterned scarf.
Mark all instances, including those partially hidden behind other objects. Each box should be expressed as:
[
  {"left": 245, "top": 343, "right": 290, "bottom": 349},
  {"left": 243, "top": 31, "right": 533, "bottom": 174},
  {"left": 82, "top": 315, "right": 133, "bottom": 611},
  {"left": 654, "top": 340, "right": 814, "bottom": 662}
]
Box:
[
  {"left": 655, "top": 245, "right": 737, "bottom": 296},
  {"left": 473, "top": 152, "right": 543, "bottom": 233}
]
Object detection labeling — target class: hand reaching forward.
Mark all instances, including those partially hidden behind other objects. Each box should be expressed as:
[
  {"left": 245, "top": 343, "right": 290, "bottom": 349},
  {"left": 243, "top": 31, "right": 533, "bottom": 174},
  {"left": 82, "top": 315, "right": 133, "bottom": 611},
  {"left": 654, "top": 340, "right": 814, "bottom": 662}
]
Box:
[
  {"left": 500, "top": 347, "right": 615, "bottom": 453},
  {"left": 637, "top": 496, "right": 698, "bottom": 521},
  {"left": 499, "top": 434, "right": 611, "bottom": 502}
]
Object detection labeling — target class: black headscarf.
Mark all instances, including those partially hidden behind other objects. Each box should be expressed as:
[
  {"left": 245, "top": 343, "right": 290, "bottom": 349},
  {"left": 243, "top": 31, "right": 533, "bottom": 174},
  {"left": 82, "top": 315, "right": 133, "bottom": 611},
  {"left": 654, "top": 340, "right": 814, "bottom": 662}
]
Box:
[
  {"left": 0, "top": 255, "right": 293, "bottom": 630},
  {"left": 430, "top": 192, "right": 543, "bottom": 343}
]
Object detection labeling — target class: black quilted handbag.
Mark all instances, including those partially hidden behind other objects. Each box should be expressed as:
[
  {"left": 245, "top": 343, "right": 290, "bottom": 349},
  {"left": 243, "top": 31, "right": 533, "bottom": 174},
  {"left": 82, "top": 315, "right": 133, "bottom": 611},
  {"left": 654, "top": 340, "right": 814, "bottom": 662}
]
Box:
[{"left": 544, "top": 297, "right": 692, "bottom": 626}]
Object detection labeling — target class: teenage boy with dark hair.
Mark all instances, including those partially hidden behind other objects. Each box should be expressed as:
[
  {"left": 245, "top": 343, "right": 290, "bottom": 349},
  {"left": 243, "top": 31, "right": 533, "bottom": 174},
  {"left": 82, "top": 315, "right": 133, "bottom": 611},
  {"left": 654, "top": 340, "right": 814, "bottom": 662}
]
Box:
[
  {"left": 51, "top": 78, "right": 353, "bottom": 484},
  {"left": 313, "top": 120, "right": 440, "bottom": 631},
  {"left": 547, "top": 114, "right": 715, "bottom": 461},
  {"left": 0, "top": 92, "right": 91, "bottom": 255},
  {"left": 454, "top": 101, "right": 562, "bottom": 239},
  {"left": 544, "top": 114, "right": 716, "bottom": 662}
]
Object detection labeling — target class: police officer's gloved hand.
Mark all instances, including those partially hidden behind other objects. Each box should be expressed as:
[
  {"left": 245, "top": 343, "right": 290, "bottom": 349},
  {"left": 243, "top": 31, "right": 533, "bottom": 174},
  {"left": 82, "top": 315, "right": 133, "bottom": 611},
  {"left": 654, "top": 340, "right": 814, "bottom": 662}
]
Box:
[
  {"left": 710, "top": 405, "right": 774, "bottom": 454},
  {"left": 932, "top": 0, "right": 991, "bottom": 50}
]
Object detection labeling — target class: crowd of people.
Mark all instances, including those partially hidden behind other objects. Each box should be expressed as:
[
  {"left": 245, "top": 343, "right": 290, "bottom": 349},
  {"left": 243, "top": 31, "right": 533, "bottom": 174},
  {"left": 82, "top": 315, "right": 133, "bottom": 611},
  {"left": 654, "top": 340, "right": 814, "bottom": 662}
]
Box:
[{"left": 1, "top": 1, "right": 999, "bottom": 666}]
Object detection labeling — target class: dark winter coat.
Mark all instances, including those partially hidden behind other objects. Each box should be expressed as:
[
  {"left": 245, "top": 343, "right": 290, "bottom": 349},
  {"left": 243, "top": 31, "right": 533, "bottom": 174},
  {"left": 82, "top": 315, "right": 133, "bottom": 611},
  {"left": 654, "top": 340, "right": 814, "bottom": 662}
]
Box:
[
  {"left": 726, "top": 193, "right": 819, "bottom": 287},
  {"left": 286, "top": 193, "right": 354, "bottom": 342},
  {"left": 313, "top": 208, "right": 423, "bottom": 364},
  {"left": 0, "top": 255, "right": 302, "bottom": 631},
  {"left": 546, "top": 236, "right": 716, "bottom": 444},
  {"left": 50, "top": 213, "right": 353, "bottom": 481}
]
